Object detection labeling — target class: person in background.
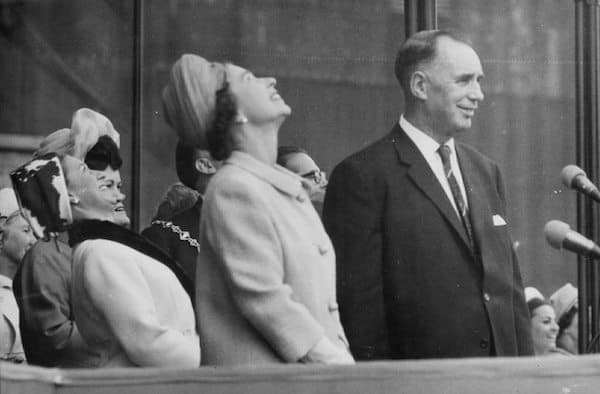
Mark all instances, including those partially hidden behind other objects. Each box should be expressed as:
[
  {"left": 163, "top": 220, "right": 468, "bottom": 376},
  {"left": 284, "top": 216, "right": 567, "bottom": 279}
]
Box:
[
  {"left": 277, "top": 146, "right": 328, "bottom": 215},
  {"left": 525, "top": 287, "right": 564, "bottom": 356},
  {"left": 0, "top": 188, "right": 35, "bottom": 363},
  {"left": 142, "top": 141, "right": 221, "bottom": 293},
  {"left": 13, "top": 109, "right": 130, "bottom": 367},
  {"left": 148, "top": 182, "right": 199, "bottom": 223},
  {"left": 550, "top": 283, "right": 578, "bottom": 355},
  {"left": 322, "top": 29, "right": 533, "bottom": 360},
  {"left": 162, "top": 54, "right": 353, "bottom": 365}
]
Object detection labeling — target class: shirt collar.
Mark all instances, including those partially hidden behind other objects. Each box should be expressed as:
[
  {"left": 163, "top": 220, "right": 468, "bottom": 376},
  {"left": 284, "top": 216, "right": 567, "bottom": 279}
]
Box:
[
  {"left": 0, "top": 274, "right": 12, "bottom": 290},
  {"left": 226, "top": 150, "right": 304, "bottom": 198},
  {"left": 399, "top": 115, "right": 456, "bottom": 156}
]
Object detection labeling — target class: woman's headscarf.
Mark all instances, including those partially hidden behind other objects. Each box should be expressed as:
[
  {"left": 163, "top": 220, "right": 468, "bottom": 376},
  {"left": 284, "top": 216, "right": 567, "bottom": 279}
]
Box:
[{"left": 162, "top": 54, "right": 227, "bottom": 149}]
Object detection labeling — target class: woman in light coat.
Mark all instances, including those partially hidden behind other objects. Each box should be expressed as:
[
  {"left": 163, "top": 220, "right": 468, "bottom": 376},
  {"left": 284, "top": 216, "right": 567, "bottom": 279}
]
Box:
[{"left": 162, "top": 54, "right": 353, "bottom": 366}]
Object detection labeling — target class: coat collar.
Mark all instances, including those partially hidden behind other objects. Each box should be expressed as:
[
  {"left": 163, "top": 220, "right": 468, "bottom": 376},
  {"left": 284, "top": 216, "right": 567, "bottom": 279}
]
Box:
[
  {"left": 68, "top": 219, "right": 194, "bottom": 299},
  {"left": 392, "top": 124, "right": 474, "bottom": 253},
  {"left": 0, "top": 274, "right": 12, "bottom": 290},
  {"left": 226, "top": 150, "right": 305, "bottom": 198}
]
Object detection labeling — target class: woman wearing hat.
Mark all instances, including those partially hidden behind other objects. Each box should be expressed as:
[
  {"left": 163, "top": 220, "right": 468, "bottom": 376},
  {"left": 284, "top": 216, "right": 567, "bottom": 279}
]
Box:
[
  {"left": 0, "top": 187, "right": 35, "bottom": 363},
  {"left": 550, "top": 283, "right": 578, "bottom": 355},
  {"left": 162, "top": 54, "right": 353, "bottom": 365}
]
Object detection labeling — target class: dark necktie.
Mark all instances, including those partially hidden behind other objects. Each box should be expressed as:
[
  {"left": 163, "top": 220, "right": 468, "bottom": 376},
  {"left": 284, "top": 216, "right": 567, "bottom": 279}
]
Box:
[{"left": 438, "top": 144, "right": 475, "bottom": 249}]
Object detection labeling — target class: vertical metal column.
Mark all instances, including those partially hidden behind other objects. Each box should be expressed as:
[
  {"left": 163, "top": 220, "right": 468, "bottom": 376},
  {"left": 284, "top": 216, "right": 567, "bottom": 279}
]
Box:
[
  {"left": 131, "top": 0, "right": 144, "bottom": 232},
  {"left": 404, "top": 0, "right": 437, "bottom": 38},
  {"left": 575, "top": 0, "right": 600, "bottom": 354}
]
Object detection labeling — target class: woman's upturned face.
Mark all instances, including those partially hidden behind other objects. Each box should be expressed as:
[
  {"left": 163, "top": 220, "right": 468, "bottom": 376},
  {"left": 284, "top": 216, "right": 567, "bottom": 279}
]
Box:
[
  {"left": 225, "top": 64, "right": 291, "bottom": 125},
  {"left": 531, "top": 304, "right": 559, "bottom": 355}
]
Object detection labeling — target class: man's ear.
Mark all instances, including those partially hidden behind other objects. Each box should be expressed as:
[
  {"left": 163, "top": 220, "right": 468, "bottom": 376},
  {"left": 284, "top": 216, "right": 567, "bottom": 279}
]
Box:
[
  {"left": 194, "top": 158, "right": 216, "bottom": 175},
  {"left": 68, "top": 193, "right": 80, "bottom": 206},
  {"left": 410, "top": 71, "right": 428, "bottom": 101}
]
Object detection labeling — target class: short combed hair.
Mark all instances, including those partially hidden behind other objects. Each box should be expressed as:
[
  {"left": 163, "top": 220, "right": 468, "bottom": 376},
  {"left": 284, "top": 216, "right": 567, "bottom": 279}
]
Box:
[
  {"left": 175, "top": 141, "right": 202, "bottom": 189},
  {"left": 276, "top": 146, "right": 308, "bottom": 167},
  {"left": 85, "top": 135, "right": 123, "bottom": 171},
  {"left": 394, "top": 29, "right": 470, "bottom": 95}
]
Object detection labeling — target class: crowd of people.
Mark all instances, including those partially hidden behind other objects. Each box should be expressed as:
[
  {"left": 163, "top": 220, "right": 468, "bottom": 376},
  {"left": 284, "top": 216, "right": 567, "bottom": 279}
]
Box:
[{"left": 0, "top": 29, "right": 582, "bottom": 366}]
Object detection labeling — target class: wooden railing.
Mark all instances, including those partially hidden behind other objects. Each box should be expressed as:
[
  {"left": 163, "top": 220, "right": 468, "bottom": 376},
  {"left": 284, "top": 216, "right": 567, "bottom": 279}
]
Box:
[{"left": 2, "top": 355, "right": 600, "bottom": 394}]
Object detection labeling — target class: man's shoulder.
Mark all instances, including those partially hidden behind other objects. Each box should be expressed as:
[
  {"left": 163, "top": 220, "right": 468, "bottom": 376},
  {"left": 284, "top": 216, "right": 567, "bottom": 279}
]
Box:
[
  {"left": 456, "top": 141, "right": 499, "bottom": 170},
  {"left": 21, "top": 237, "right": 71, "bottom": 267},
  {"left": 171, "top": 203, "right": 201, "bottom": 229},
  {"left": 335, "top": 127, "right": 400, "bottom": 172}
]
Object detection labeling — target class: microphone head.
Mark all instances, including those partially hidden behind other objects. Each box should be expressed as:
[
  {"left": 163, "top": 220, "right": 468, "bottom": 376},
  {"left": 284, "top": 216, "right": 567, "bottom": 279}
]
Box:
[
  {"left": 561, "top": 165, "right": 586, "bottom": 189},
  {"left": 544, "top": 220, "right": 571, "bottom": 249}
]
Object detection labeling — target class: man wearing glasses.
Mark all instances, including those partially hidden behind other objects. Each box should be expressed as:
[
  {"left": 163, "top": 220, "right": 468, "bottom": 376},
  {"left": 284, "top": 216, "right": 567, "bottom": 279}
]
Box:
[{"left": 277, "top": 146, "right": 328, "bottom": 215}]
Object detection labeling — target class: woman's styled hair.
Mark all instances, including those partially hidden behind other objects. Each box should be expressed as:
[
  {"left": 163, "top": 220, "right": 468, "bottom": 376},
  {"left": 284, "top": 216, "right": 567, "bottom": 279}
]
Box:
[
  {"left": 85, "top": 135, "right": 123, "bottom": 171},
  {"left": 207, "top": 81, "right": 237, "bottom": 161},
  {"left": 557, "top": 305, "right": 578, "bottom": 335}
]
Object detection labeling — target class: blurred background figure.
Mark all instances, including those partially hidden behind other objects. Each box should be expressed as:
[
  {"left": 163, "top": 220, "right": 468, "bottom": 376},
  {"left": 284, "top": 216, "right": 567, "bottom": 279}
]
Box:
[
  {"left": 550, "top": 283, "right": 578, "bottom": 355},
  {"left": 147, "top": 183, "right": 199, "bottom": 223},
  {"left": 142, "top": 140, "right": 221, "bottom": 294},
  {"left": 525, "top": 286, "right": 564, "bottom": 356},
  {"left": 0, "top": 187, "right": 34, "bottom": 363},
  {"left": 277, "top": 146, "right": 328, "bottom": 215}
]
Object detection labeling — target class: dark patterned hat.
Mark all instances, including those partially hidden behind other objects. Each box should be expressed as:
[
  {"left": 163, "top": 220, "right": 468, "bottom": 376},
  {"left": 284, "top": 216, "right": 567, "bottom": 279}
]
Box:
[{"left": 10, "top": 153, "right": 72, "bottom": 239}]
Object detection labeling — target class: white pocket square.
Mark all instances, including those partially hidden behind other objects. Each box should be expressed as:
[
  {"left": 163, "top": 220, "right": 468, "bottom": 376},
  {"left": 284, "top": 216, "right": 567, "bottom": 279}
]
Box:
[{"left": 493, "top": 214, "right": 507, "bottom": 226}]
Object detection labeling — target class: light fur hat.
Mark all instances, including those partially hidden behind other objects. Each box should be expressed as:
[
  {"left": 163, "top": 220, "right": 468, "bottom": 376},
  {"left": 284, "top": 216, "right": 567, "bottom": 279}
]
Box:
[
  {"left": 162, "top": 54, "right": 227, "bottom": 149},
  {"left": 550, "top": 283, "right": 578, "bottom": 321},
  {"left": 524, "top": 286, "right": 545, "bottom": 303},
  {"left": 34, "top": 108, "right": 120, "bottom": 159},
  {"left": 0, "top": 188, "right": 20, "bottom": 218}
]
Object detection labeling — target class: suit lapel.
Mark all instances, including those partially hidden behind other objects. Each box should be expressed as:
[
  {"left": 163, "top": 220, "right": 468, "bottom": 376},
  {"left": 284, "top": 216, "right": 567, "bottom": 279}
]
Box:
[{"left": 391, "top": 126, "right": 472, "bottom": 250}]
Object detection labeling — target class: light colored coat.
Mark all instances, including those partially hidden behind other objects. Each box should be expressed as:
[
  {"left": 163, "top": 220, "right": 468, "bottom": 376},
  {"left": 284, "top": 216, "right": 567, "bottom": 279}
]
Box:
[
  {"left": 196, "top": 151, "right": 349, "bottom": 365},
  {"left": 71, "top": 239, "right": 200, "bottom": 367}
]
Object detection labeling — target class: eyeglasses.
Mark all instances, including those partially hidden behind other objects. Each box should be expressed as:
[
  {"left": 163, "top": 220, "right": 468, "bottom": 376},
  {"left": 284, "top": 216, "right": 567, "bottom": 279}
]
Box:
[{"left": 301, "top": 170, "right": 327, "bottom": 185}]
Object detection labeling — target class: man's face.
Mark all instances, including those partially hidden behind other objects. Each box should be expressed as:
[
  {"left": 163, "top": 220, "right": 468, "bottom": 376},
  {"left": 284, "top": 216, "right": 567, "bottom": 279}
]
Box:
[
  {"left": 282, "top": 152, "right": 328, "bottom": 203},
  {"left": 422, "top": 37, "right": 484, "bottom": 138},
  {"left": 1, "top": 214, "right": 36, "bottom": 264},
  {"left": 62, "top": 155, "right": 130, "bottom": 226}
]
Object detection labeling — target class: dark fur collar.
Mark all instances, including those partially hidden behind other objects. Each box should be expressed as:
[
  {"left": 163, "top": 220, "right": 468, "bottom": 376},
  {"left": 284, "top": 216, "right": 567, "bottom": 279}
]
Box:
[{"left": 68, "top": 219, "right": 194, "bottom": 302}]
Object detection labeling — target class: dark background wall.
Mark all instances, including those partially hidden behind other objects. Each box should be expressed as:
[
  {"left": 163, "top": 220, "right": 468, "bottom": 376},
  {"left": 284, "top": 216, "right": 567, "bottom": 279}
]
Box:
[{"left": 0, "top": 0, "right": 577, "bottom": 296}]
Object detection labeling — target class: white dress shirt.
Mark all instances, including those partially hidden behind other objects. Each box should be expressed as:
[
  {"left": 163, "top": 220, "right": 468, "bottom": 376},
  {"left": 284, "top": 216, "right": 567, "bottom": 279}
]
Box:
[{"left": 399, "top": 115, "right": 469, "bottom": 217}]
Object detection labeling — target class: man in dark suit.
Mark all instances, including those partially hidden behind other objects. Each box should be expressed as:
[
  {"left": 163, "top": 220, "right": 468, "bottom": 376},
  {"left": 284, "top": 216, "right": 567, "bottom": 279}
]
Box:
[
  {"left": 142, "top": 141, "right": 221, "bottom": 296},
  {"left": 322, "top": 30, "right": 533, "bottom": 360}
]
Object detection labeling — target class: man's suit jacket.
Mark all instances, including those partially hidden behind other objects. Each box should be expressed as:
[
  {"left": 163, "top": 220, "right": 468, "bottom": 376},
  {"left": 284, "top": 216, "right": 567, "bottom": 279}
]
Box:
[{"left": 322, "top": 124, "right": 533, "bottom": 360}]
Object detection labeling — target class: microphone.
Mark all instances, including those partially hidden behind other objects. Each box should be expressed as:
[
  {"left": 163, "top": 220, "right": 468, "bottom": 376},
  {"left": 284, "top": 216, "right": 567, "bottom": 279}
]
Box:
[
  {"left": 544, "top": 220, "right": 600, "bottom": 259},
  {"left": 561, "top": 165, "right": 600, "bottom": 202}
]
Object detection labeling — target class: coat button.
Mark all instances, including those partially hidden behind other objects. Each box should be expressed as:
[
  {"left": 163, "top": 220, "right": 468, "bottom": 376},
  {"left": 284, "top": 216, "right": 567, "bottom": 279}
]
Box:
[
  {"left": 483, "top": 292, "right": 490, "bottom": 302},
  {"left": 318, "top": 244, "right": 329, "bottom": 255},
  {"left": 328, "top": 302, "right": 339, "bottom": 312},
  {"left": 296, "top": 194, "right": 306, "bottom": 202},
  {"left": 480, "top": 339, "right": 489, "bottom": 349}
]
